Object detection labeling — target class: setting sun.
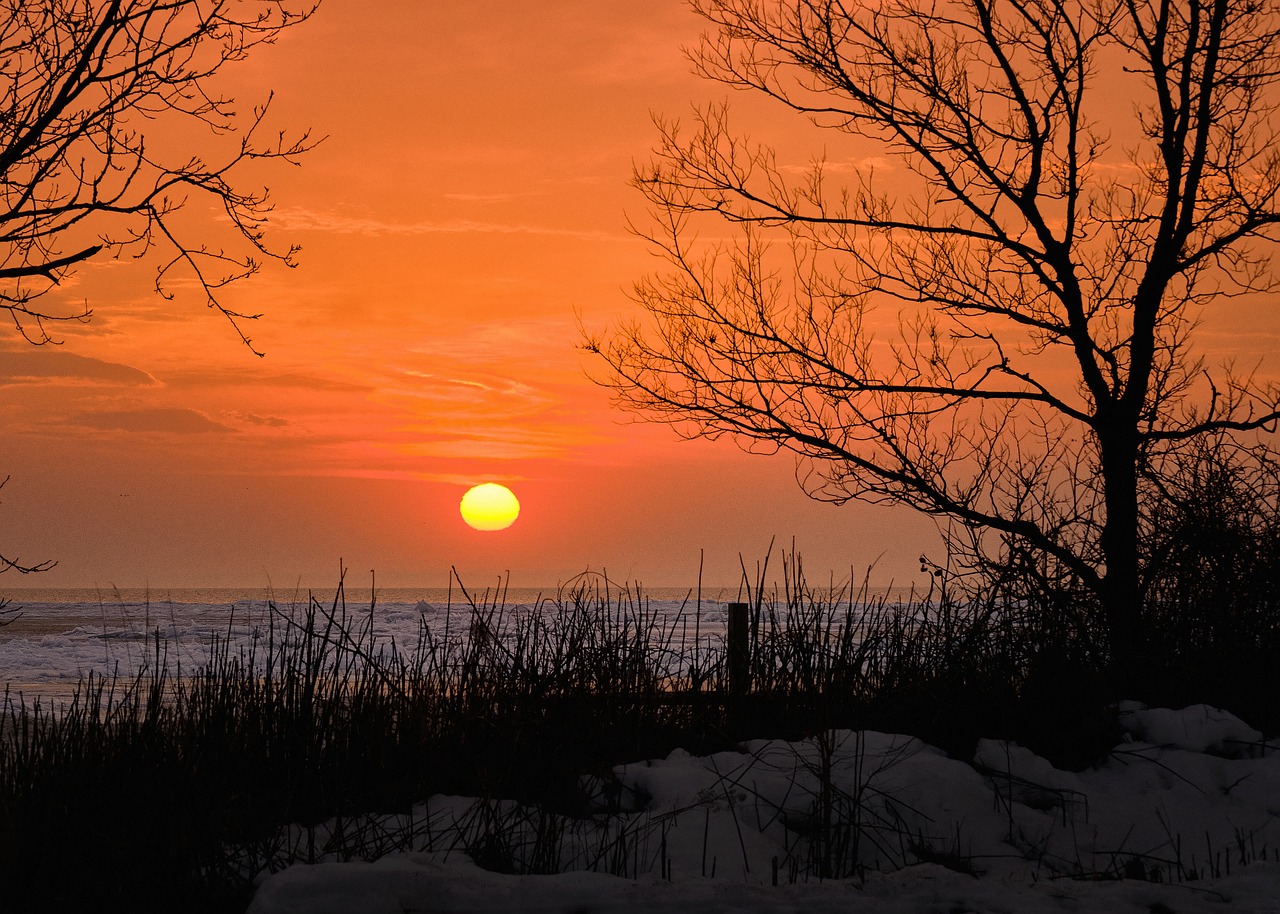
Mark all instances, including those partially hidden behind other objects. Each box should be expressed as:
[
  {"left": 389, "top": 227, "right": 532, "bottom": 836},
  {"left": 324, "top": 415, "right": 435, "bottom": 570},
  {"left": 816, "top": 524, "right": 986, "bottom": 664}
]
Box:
[{"left": 459, "top": 483, "right": 520, "bottom": 531}]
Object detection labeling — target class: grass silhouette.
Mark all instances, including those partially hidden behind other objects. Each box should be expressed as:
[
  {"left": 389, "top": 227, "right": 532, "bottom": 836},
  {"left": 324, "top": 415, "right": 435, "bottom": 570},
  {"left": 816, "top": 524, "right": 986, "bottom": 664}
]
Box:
[{"left": 1, "top": 545, "right": 1277, "bottom": 913}]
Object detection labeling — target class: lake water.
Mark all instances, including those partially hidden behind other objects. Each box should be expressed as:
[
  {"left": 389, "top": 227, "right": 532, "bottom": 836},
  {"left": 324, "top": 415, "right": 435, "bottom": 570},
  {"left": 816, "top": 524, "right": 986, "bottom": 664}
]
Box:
[
  {"left": 0, "top": 579, "right": 919, "bottom": 707},
  {"left": 0, "top": 584, "right": 749, "bottom": 705}
]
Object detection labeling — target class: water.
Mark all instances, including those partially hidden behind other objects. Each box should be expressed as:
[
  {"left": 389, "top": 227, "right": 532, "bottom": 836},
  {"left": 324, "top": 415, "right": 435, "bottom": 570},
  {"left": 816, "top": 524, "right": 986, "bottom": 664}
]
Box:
[
  {"left": 0, "top": 577, "right": 920, "bottom": 707},
  {"left": 0, "top": 584, "right": 746, "bottom": 706}
]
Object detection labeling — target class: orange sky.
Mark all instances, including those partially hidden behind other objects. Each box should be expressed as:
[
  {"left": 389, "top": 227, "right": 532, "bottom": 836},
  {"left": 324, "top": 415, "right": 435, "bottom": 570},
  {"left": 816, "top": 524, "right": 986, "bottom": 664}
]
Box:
[
  {"left": 5, "top": 1, "right": 1272, "bottom": 593},
  {"left": 0, "top": 0, "right": 940, "bottom": 592}
]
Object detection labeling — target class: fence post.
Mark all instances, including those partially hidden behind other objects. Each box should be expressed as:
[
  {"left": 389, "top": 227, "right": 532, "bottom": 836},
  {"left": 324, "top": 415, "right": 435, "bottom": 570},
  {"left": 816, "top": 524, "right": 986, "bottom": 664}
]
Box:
[{"left": 727, "top": 602, "right": 750, "bottom": 698}]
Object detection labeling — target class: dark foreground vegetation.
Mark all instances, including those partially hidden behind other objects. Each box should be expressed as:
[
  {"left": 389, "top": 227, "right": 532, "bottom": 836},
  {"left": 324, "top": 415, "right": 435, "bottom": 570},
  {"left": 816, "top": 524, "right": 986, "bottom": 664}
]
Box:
[{"left": 2, "top": 526, "right": 1278, "bottom": 912}]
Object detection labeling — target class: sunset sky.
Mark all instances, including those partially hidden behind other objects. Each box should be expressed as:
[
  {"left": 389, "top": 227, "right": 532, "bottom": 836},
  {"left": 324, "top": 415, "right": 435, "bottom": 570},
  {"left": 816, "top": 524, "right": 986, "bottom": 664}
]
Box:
[
  {"left": 0, "top": 0, "right": 942, "bottom": 592},
  {"left": 4, "top": 1, "right": 1273, "bottom": 594}
]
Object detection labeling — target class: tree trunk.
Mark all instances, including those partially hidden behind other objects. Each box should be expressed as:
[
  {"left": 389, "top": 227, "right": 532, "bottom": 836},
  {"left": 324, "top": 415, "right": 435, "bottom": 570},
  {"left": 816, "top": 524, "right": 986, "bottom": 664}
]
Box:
[{"left": 1098, "top": 421, "right": 1144, "bottom": 698}]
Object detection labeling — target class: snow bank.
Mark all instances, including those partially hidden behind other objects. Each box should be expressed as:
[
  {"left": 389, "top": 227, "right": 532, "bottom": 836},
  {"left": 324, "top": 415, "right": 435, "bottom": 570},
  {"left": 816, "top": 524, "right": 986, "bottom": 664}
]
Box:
[
  {"left": 1117, "top": 700, "right": 1265, "bottom": 756},
  {"left": 249, "top": 856, "right": 1280, "bottom": 914},
  {"left": 249, "top": 703, "right": 1280, "bottom": 914}
]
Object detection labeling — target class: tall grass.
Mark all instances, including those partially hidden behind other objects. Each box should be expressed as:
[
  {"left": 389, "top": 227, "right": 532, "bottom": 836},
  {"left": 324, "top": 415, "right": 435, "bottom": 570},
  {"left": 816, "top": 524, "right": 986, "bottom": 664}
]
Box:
[{"left": 1, "top": 546, "right": 1276, "bottom": 913}]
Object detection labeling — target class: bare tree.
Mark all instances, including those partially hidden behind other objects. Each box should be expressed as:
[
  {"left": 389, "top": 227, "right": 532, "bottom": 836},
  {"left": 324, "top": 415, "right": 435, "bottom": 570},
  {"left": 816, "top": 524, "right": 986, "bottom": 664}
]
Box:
[
  {"left": 0, "top": 0, "right": 319, "bottom": 577},
  {"left": 585, "top": 0, "right": 1280, "bottom": 683},
  {"left": 0, "top": 0, "right": 318, "bottom": 351}
]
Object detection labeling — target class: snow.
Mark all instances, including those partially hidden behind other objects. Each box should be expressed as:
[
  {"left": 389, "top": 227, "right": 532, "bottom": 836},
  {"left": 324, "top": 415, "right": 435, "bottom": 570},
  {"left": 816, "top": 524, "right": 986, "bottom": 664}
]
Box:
[
  {"left": 246, "top": 856, "right": 1280, "bottom": 914},
  {"left": 1116, "top": 701, "right": 1265, "bottom": 756},
  {"left": 248, "top": 703, "right": 1280, "bottom": 914}
]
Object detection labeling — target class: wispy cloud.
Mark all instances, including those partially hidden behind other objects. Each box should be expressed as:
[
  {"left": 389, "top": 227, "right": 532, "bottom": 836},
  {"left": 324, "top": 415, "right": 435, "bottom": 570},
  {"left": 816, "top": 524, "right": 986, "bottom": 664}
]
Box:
[
  {"left": 227, "top": 411, "right": 289, "bottom": 428},
  {"left": 393, "top": 371, "right": 549, "bottom": 407},
  {"left": 159, "top": 367, "right": 375, "bottom": 394},
  {"left": 0, "top": 349, "right": 156, "bottom": 387},
  {"left": 383, "top": 414, "right": 602, "bottom": 461},
  {"left": 65, "top": 407, "right": 231, "bottom": 434},
  {"left": 442, "top": 191, "right": 543, "bottom": 204},
  {"left": 266, "top": 207, "right": 623, "bottom": 242},
  {"left": 391, "top": 436, "right": 561, "bottom": 462},
  {"left": 402, "top": 316, "right": 574, "bottom": 363},
  {"left": 779, "top": 156, "right": 897, "bottom": 177}
]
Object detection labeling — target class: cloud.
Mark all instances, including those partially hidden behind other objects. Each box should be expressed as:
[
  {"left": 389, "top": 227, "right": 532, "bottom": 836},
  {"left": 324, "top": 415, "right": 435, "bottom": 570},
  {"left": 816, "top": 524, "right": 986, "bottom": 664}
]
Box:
[
  {"left": 442, "top": 191, "right": 542, "bottom": 204},
  {"left": 265, "top": 207, "right": 622, "bottom": 242},
  {"left": 779, "top": 156, "right": 897, "bottom": 177},
  {"left": 383, "top": 435, "right": 558, "bottom": 462},
  {"left": 66, "top": 408, "right": 232, "bottom": 434},
  {"left": 403, "top": 316, "right": 572, "bottom": 362},
  {"left": 159, "top": 367, "right": 374, "bottom": 393},
  {"left": 0, "top": 349, "right": 155, "bottom": 387},
  {"left": 229, "top": 412, "right": 289, "bottom": 428},
  {"left": 396, "top": 371, "right": 547, "bottom": 404}
]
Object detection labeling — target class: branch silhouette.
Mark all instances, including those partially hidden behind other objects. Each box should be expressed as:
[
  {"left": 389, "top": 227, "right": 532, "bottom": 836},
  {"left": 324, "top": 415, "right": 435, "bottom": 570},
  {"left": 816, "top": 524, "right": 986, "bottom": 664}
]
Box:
[
  {"left": 0, "top": 0, "right": 321, "bottom": 351},
  {"left": 586, "top": 0, "right": 1280, "bottom": 687}
]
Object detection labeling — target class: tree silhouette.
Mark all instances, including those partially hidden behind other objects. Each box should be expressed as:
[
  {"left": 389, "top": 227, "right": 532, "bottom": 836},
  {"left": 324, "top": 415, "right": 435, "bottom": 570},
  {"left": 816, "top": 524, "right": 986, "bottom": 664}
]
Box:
[
  {"left": 0, "top": 0, "right": 318, "bottom": 351},
  {"left": 0, "top": 0, "right": 318, "bottom": 578},
  {"left": 586, "top": 0, "right": 1280, "bottom": 684}
]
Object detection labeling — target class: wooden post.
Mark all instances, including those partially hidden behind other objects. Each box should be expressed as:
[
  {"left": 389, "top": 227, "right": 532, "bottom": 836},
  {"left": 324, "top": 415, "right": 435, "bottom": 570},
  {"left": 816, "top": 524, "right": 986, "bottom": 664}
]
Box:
[{"left": 727, "top": 602, "right": 750, "bottom": 698}]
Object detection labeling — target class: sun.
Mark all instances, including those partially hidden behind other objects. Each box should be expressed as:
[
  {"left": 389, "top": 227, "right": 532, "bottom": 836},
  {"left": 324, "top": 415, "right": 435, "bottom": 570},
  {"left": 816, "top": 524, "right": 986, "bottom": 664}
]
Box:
[{"left": 459, "top": 483, "right": 521, "bottom": 531}]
